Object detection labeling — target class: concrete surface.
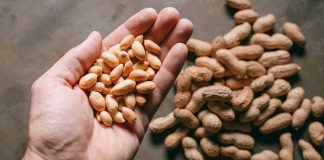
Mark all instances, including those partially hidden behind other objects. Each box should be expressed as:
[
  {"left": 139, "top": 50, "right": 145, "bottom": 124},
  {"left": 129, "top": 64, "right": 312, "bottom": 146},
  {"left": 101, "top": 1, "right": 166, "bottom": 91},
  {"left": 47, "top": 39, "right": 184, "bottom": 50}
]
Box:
[{"left": 0, "top": 0, "right": 323, "bottom": 159}]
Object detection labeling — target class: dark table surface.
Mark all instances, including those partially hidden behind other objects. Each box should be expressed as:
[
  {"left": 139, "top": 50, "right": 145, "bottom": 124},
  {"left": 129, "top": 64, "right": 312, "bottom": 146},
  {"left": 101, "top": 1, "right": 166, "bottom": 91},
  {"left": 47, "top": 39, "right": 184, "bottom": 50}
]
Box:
[{"left": 0, "top": 0, "right": 323, "bottom": 159}]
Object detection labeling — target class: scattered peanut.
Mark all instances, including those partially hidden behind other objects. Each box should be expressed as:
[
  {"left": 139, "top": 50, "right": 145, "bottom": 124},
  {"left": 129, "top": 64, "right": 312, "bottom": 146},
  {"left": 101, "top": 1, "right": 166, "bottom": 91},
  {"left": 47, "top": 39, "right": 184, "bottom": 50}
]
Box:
[
  {"left": 312, "top": 96, "right": 324, "bottom": 118},
  {"left": 182, "top": 137, "right": 204, "bottom": 160},
  {"left": 251, "top": 150, "right": 279, "bottom": 160},
  {"left": 218, "top": 132, "right": 255, "bottom": 149},
  {"left": 281, "top": 87, "right": 305, "bottom": 112},
  {"left": 308, "top": 121, "right": 324, "bottom": 146},
  {"left": 279, "top": 133, "right": 293, "bottom": 160},
  {"left": 253, "top": 14, "right": 276, "bottom": 33},
  {"left": 298, "top": 139, "right": 322, "bottom": 160},
  {"left": 234, "top": 9, "right": 258, "bottom": 24},
  {"left": 292, "top": 99, "right": 312, "bottom": 130},
  {"left": 220, "top": 146, "right": 251, "bottom": 160},
  {"left": 283, "top": 22, "right": 306, "bottom": 46},
  {"left": 187, "top": 38, "right": 212, "bottom": 56},
  {"left": 259, "top": 113, "right": 292, "bottom": 134},
  {"left": 225, "top": 0, "right": 251, "bottom": 10}
]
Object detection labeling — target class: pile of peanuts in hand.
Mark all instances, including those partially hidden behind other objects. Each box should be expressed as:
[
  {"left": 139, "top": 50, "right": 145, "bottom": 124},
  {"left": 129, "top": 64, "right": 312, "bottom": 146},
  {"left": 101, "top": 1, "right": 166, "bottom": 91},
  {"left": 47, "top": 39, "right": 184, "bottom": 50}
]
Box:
[
  {"left": 79, "top": 34, "right": 161, "bottom": 126},
  {"left": 149, "top": 0, "right": 324, "bottom": 160}
]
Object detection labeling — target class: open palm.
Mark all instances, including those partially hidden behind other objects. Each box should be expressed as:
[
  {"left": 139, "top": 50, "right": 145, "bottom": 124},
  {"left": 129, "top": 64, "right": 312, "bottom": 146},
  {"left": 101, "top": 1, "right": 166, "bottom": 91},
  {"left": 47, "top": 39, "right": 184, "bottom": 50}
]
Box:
[{"left": 23, "top": 8, "right": 193, "bottom": 160}]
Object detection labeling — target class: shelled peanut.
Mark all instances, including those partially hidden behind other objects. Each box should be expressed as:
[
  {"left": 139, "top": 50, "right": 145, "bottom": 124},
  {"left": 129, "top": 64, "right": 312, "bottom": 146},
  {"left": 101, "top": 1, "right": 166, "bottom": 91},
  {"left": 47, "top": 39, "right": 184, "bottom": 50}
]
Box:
[
  {"left": 79, "top": 34, "right": 161, "bottom": 126},
  {"left": 149, "top": 0, "right": 324, "bottom": 160}
]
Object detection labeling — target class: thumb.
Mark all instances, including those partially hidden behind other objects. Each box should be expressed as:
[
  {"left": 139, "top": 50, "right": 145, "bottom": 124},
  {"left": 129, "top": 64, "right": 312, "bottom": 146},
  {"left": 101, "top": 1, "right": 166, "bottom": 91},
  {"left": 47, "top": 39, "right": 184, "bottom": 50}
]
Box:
[{"left": 45, "top": 31, "right": 102, "bottom": 86}]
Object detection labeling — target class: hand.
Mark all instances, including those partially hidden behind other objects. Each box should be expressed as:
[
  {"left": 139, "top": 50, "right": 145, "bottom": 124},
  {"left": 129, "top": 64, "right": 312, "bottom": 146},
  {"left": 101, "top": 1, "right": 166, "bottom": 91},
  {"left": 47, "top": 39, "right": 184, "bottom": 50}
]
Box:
[{"left": 23, "top": 7, "right": 193, "bottom": 160}]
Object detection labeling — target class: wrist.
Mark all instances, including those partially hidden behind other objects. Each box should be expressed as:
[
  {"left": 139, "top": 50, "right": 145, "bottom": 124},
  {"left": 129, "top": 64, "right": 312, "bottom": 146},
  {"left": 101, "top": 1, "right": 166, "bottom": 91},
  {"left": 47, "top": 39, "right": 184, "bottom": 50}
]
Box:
[{"left": 23, "top": 147, "right": 44, "bottom": 160}]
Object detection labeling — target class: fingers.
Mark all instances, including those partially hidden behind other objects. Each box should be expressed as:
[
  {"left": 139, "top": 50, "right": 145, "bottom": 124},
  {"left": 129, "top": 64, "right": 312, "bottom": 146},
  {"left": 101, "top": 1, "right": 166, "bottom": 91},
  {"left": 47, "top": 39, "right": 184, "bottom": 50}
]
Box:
[
  {"left": 145, "top": 7, "right": 180, "bottom": 44},
  {"left": 102, "top": 8, "right": 158, "bottom": 49},
  {"left": 159, "top": 18, "right": 193, "bottom": 61},
  {"left": 46, "top": 31, "right": 102, "bottom": 86},
  {"left": 145, "top": 43, "right": 189, "bottom": 117}
]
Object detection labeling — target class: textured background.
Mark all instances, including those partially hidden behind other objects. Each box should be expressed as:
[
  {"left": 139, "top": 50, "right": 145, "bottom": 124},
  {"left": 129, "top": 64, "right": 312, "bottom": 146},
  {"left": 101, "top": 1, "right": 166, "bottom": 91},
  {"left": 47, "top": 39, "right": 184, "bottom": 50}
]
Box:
[{"left": 0, "top": 0, "right": 323, "bottom": 159}]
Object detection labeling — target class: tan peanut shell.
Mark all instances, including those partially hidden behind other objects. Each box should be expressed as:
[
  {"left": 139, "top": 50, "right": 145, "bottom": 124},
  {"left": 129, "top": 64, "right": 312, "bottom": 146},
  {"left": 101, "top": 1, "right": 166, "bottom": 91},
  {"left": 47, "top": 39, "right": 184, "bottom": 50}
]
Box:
[
  {"left": 102, "top": 51, "right": 119, "bottom": 68},
  {"left": 234, "top": 9, "right": 258, "bottom": 24},
  {"left": 268, "top": 63, "right": 301, "bottom": 79},
  {"left": 207, "top": 101, "right": 235, "bottom": 121},
  {"left": 200, "top": 138, "right": 220, "bottom": 158},
  {"left": 224, "top": 22, "right": 251, "bottom": 48},
  {"left": 279, "top": 133, "right": 293, "bottom": 160},
  {"left": 89, "top": 91, "right": 105, "bottom": 112},
  {"left": 110, "top": 79, "right": 136, "bottom": 95},
  {"left": 201, "top": 111, "right": 222, "bottom": 133},
  {"left": 186, "top": 66, "right": 213, "bottom": 82},
  {"left": 283, "top": 22, "right": 306, "bottom": 46},
  {"left": 225, "top": 0, "right": 251, "bottom": 10},
  {"left": 253, "top": 14, "right": 276, "bottom": 33},
  {"left": 308, "top": 121, "right": 324, "bottom": 146},
  {"left": 182, "top": 137, "right": 204, "bottom": 160},
  {"left": 79, "top": 73, "right": 98, "bottom": 89},
  {"left": 194, "top": 127, "right": 216, "bottom": 138},
  {"left": 258, "top": 50, "right": 291, "bottom": 68},
  {"left": 195, "top": 56, "right": 225, "bottom": 78},
  {"left": 231, "top": 86, "right": 254, "bottom": 111},
  {"left": 250, "top": 73, "right": 274, "bottom": 92},
  {"left": 187, "top": 38, "right": 212, "bottom": 56},
  {"left": 220, "top": 146, "right": 251, "bottom": 160},
  {"left": 240, "top": 93, "right": 270, "bottom": 122},
  {"left": 164, "top": 127, "right": 189, "bottom": 150},
  {"left": 251, "top": 150, "right": 279, "bottom": 160},
  {"left": 246, "top": 61, "right": 266, "bottom": 78},
  {"left": 312, "top": 96, "right": 324, "bottom": 118},
  {"left": 266, "top": 79, "right": 291, "bottom": 98},
  {"left": 120, "top": 35, "right": 135, "bottom": 50},
  {"left": 281, "top": 87, "right": 305, "bottom": 112},
  {"left": 149, "top": 112, "right": 178, "bottom": 133},
  {"left": 251, "top": 33, "right": 293, "bottom": 50},
  {"left": 215, "top": 49, "right": 247, "bottom": 78},
  {"left": 218, "top": 132, "right": 255, "bottom": 149},
  {"left": 292, "top": 99, "right": 311, "bottom": 130},
  {"left": 186, "top": 87, "right": 207, "bottom": 113},
  {"left": 226, "top": 78, "right": 251, "bottom": 90},
  {"left": 298, "top": 139, "right": 322, "bottom": 160},
  {"left": 100, "top": 111, "right": 113, "bottom": 127},
  {"left": 144, "top": 39, "right": 160, "bottom": 55},
  {"left": 131, "top": 40, "right": 146, "bottom": 60},
  {"left": 230, "top": 44, "right": 264, "bottom": 60},
  {"left": 223, "top": 121, "right": 252, "bottom": 133},
  {"left": 203, "top": 85, "right": 233, "bottom": 102},
  {"left": 174, "top": 109, "right": 199, "bottom": 129},
  {"left": 259, "top": 113, "right": 292, "bottom": 134},
  {"left": 253, "top": 98, "right": 281, "bottom": 126},
  {"left": 211, "top": 36, "right": 226, "bottom": 56}
]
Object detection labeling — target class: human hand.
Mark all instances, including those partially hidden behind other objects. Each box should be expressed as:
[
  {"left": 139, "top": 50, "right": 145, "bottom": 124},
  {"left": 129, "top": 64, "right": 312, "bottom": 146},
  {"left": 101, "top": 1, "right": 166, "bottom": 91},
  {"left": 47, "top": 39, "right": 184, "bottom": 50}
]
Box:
[{"left": 23, "top": 7, "right": 193, "bottom": 160}]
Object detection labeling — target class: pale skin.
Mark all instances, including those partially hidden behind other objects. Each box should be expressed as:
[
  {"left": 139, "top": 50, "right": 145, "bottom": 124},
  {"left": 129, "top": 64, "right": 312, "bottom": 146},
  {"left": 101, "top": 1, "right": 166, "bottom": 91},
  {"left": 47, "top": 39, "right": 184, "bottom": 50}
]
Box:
[{"left": 23, "top": 7, "right": 193, "bottom": 160}]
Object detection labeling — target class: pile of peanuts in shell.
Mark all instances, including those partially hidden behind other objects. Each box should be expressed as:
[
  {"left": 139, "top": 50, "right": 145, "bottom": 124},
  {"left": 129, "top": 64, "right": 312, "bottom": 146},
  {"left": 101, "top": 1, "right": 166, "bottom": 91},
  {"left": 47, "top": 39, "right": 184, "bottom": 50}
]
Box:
[
  {"left": 149, "top": 0, "right": 324, "bottom": 160},
  {"left": 79, "top": 34, "right": 162, "bottom": 126}
]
